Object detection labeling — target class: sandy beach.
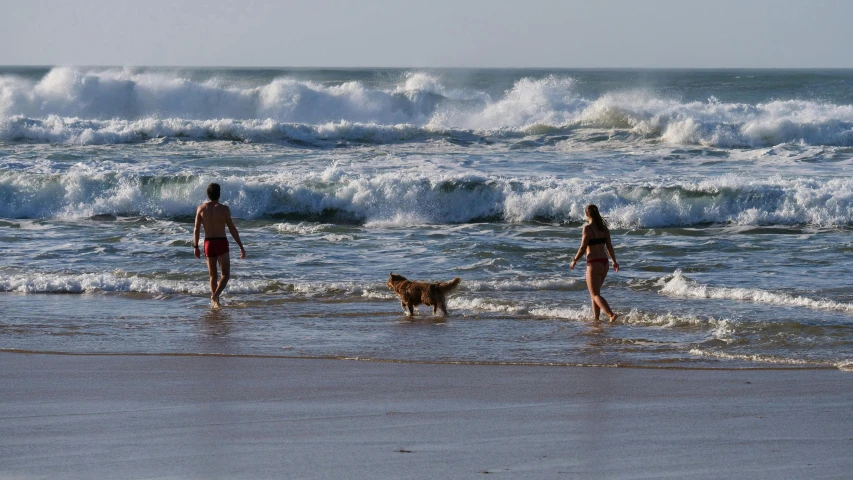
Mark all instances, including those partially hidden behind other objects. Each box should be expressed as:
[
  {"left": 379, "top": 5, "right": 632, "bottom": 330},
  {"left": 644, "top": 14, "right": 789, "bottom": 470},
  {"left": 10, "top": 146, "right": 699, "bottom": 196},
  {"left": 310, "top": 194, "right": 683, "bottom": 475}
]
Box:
[{"left": 0, "top": 353, "right": 850, "bottom": 479}]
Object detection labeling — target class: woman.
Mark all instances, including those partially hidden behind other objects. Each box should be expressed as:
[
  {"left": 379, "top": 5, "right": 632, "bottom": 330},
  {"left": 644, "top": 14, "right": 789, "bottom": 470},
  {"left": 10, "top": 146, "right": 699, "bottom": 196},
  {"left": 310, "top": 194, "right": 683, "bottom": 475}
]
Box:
[{"left": 570, "top": 204, "right": 619, "bottom": 322}]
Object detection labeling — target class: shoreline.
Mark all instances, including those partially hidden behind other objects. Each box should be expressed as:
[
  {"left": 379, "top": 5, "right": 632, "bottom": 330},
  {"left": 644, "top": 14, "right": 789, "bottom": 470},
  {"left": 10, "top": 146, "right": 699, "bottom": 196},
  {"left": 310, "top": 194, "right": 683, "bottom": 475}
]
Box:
[
  {"left": 2, "top": 352, "right": 851, "bottom": 479},
  {"left": 0, "top": 349, "right": 841, "bottom": 370}
]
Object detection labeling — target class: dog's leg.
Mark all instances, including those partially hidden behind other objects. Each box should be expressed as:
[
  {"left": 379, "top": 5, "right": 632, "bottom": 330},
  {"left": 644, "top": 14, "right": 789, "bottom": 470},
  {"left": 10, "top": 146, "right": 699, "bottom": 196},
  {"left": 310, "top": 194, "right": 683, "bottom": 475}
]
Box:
[
  {"left": 408, "top": 303, "right": 415, "bottom": 316},
  {"left": 401, "top": 300, "right": 407, "bottom": 313},
  {"left": 432, "top": 304, "right": 438, "bottom": 315}
]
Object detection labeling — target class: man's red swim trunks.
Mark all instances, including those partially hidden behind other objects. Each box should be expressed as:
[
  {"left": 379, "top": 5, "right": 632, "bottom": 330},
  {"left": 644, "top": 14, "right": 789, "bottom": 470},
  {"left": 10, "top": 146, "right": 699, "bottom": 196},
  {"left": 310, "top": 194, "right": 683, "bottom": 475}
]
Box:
[{"left": 204, "top": 237, "right": 229, "bottom": 258}]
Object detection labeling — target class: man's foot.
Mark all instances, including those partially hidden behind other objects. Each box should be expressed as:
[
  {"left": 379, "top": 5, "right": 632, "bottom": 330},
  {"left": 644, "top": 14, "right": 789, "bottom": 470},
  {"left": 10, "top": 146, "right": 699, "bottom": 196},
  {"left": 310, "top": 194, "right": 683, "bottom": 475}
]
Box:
[
  {"left": 211, "top": 295, "right": 222, "bottom": 309},
  {"left": 608, "top": 312, "right": 618, "bottom": 323}
]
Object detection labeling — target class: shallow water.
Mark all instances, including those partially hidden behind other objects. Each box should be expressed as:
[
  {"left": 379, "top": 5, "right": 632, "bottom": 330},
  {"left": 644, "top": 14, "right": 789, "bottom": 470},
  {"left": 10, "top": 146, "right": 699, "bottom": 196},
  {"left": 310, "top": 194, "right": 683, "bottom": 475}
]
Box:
[{"left": 2, "top": 67, "right": 853, "bottom": 370}]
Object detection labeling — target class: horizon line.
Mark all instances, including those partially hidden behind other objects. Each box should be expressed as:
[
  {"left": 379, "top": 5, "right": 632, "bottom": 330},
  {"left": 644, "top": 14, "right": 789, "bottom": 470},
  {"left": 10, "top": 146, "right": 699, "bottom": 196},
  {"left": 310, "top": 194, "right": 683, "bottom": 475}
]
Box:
[{"left": 3, "top": 64, "right": 853, "bottom": 71}]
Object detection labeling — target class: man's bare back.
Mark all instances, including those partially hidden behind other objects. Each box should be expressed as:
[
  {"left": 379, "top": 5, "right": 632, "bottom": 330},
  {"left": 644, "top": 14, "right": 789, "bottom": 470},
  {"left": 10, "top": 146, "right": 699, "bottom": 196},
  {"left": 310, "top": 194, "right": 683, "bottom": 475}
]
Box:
[
  {"left": 197, "top": 202, "right": 231, "bottom": 238},
  {"left": 193, "top": 183, "right": 245, "bottom": 308}
]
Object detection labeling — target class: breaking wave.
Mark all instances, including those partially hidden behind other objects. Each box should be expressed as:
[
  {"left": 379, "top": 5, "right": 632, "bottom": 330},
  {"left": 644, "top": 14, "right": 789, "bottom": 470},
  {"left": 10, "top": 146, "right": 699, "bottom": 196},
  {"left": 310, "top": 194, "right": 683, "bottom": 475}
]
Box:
[
  {"left": 2, "top": 167, "right": 853, "bottom": 226},
  {"left": 0, "top": 270, "right": 394, "bottom": 298},
  {"left": 659, "top": 270, "right": 853, "bottom": 311},
  {"left": 3, "top": 67, "right": 853, "bottom": 147}
]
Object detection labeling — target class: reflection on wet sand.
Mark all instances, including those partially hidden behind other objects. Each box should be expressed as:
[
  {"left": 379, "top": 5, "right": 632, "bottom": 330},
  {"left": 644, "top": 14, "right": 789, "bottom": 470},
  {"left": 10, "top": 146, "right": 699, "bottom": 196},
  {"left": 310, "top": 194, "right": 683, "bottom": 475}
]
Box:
[{"left": 200, "top": 308, "right": 231, "bottom": 338}]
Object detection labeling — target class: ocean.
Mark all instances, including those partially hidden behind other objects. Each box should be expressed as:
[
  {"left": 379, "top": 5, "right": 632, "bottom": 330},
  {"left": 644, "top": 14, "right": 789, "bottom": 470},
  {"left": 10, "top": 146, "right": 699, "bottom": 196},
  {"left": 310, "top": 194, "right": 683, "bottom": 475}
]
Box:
[{"left": 1, "top": 66, "right": 852, "bottom": 370}]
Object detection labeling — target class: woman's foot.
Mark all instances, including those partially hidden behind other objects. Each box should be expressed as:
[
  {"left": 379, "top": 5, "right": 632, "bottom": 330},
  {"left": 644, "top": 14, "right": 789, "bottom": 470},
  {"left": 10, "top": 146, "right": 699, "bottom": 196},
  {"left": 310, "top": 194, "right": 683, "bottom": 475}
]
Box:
[
  {"left": 608, "top": 312, "right": 618, "bottom": 323},
  {"left": 211, "top": 295, "right": 222, "bottom": 309}
]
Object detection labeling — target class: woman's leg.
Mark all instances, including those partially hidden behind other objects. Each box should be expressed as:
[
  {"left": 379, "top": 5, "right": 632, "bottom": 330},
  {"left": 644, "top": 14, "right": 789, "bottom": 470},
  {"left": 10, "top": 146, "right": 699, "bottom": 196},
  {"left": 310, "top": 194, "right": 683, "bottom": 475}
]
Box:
[
  {"left": 586, "top": 263, "right": 616, "bottom": 322},
  {"left": 586, "top": 265, "right": 602, "bottom": 320}
]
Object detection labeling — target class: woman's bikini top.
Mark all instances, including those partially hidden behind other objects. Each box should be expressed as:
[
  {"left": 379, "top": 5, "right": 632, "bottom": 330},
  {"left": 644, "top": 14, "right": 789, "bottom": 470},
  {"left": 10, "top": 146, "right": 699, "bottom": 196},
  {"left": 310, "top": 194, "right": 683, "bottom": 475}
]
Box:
[{"left": 588, "top": 228, "right": 607, "bottom": 246}]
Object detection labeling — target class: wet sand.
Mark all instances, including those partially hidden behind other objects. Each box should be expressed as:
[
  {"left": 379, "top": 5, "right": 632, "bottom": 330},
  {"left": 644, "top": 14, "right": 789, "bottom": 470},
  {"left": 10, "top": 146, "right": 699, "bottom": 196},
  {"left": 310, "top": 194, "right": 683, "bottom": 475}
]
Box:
[{"left": 1, "top": 353, "right": 851, "bottom": 479}]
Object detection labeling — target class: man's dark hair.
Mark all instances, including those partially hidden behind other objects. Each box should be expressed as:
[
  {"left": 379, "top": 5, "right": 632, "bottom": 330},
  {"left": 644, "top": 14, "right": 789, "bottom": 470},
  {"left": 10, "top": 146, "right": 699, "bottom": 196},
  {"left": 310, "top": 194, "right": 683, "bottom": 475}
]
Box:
[{"left": 207, "top": 183, "right": 221, "bottom": 202}]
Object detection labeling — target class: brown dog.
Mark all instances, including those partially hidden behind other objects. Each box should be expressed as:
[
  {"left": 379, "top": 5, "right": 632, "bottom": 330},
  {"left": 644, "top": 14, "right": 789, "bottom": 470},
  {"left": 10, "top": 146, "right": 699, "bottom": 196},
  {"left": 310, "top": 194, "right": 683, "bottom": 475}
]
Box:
[{"left": 386, "top": 273, "right": 461, "bottom": 316}]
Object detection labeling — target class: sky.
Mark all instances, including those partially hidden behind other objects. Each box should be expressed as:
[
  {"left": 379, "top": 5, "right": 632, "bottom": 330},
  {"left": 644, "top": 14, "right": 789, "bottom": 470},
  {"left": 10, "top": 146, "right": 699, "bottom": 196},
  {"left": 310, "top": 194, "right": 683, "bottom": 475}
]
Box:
[{"left": 1, "top": 0, "right": 851, "bottom": 68}]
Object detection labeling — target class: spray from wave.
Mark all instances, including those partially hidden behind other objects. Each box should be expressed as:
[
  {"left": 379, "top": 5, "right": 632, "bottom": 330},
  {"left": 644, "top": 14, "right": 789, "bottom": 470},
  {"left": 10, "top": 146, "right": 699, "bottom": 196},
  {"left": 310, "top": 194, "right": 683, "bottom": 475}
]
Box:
[{"left": 3, "top": 68, "right": 853, "bottom": 147}]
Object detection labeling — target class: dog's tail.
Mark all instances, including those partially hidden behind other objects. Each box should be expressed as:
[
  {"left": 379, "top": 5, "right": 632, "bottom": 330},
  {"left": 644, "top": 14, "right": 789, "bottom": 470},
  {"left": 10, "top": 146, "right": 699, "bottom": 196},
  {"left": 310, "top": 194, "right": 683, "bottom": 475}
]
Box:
[{"left": 435, "top": 277, "right": 461, "bottom": 294}]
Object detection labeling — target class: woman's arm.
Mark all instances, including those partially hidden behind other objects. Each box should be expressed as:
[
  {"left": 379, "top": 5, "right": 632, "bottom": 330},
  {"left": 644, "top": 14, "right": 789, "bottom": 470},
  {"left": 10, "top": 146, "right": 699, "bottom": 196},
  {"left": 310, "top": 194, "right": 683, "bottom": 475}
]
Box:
[
  {"left": 569, "top": 225, "right": 588, "bottom": 270},
  {"left": 606, "top": 234, "right": 619, "bottom": 273}
]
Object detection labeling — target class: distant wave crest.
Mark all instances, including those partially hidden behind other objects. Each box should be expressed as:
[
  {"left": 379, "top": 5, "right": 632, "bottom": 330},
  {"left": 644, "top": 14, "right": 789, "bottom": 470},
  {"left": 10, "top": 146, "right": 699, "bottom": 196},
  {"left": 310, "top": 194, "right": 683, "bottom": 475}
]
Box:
[{"left": 3, "top": 68, "right": 853, "bottom": 147}]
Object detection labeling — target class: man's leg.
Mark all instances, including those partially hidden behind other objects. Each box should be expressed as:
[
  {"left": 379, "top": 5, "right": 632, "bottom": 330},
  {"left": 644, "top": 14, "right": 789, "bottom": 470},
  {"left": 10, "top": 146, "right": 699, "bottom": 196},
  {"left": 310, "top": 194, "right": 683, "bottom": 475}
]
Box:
[
  {"left": 206, "top": 255, "right": 220, "bottom": 307},
  {"left": 211, "top": 252, "right": 231, "bottom": 306}
]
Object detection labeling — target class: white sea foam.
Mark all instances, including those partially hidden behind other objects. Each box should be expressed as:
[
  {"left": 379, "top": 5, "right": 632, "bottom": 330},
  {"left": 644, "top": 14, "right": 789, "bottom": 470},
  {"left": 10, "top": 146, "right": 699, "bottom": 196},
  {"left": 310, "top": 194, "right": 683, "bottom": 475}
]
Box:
[
  {"left": 361, "top": 289, "right": 396, "bottom": 300},
  {"left": 0, "top": 271, "right": 376, "bottom": 297},
  {"left": 451, "top": 295, "right": 588, "bottom": 319},
  {"left": 0, "top": 271, "right": 208, "bottom": 295},
  {"left": 363, "top": 212, "right": 433, "bottom": 228},
  {"left": 618, "top": 308, "right": 732, "bottom": 329},
  {"left": 463, "top": 277, "right": 584, "bottom": 292},
  {"left": 527, "top": 306, "right": 590, "bottom": 320},
  {"left": 450, "top": 297, "right": 526, "bottom": 314},
  {"left": 3, "top": 167, "right": 853, "bottom": 227},
  {"left": 500, "top": 303, "right": 728, "bottom": 328},
  {"left": 4, "top": 68, "right": 853, "bottom": 147},
  {"left": 688, "top": 348, "right": 849, "bottom": 370},
  {"left": 660, "top": 270, "right": 853, "bottom": 311},
  {"left": 272, "top": 222, "right": 337, "bottom": 235}
]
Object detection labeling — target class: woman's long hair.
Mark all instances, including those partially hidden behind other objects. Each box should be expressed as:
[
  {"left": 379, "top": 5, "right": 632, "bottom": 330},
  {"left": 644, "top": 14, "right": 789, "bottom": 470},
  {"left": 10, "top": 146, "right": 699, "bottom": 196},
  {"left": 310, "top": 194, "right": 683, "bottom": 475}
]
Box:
[{"left": 585, "top": 204, "right": 609, "bottom": 234}]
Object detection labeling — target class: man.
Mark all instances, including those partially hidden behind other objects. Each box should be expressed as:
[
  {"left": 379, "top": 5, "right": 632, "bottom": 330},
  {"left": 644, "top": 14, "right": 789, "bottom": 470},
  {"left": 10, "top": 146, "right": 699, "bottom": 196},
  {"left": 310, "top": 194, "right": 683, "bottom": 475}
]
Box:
[{"left": 193, "top": 183, "right": 246, "bottom": 308}]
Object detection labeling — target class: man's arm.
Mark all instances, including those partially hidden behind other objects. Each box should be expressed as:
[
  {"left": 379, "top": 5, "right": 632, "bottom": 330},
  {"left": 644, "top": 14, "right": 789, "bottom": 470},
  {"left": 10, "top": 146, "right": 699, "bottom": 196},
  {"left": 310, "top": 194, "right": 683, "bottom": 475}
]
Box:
[
  {"left": 193, "top": 206, "right": 202, "bottom": 258},
  {"left": 225, "top": 209, "right": 246, "bottom": 259}
]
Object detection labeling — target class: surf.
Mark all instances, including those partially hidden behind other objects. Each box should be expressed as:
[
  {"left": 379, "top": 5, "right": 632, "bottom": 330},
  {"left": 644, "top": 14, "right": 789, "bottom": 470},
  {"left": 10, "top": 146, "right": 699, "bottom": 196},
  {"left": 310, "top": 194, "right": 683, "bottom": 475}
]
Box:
[
  {"left": 4, "top": 67, "right": 853, "bottom": 148},
  {"left": 2, "top": 167, "right": 853, "bottom": 227}
]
